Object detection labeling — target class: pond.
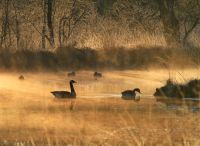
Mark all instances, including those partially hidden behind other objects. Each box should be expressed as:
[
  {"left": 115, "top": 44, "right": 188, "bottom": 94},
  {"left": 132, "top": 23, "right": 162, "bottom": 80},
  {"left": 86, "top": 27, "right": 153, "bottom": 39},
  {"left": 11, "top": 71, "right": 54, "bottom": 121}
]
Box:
[{"left": 0, "top": 69, "right": 199, "bottom": 145}]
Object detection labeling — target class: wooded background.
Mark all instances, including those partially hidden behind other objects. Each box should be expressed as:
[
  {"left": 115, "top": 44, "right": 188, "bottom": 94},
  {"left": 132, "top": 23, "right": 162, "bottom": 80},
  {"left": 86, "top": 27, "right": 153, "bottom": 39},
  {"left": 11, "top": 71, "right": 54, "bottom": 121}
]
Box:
[
  {"left": 0, "top": 0, "right": 200, "bottom": 50},
  {"left": 0, "top": 0, "right": 199, "bottom": 70}
]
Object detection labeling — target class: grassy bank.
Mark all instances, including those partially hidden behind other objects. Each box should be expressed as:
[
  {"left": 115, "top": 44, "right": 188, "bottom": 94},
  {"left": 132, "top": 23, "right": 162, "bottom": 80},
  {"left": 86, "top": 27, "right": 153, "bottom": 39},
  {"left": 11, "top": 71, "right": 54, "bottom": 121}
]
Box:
[{"left": 0, "top": 45, "right": 198, "bottom": 71}]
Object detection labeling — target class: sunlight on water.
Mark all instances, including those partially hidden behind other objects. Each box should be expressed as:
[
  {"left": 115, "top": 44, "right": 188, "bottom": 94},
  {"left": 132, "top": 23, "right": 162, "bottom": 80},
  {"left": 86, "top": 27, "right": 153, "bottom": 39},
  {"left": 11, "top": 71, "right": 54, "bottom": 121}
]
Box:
[
  {"left": 0, "top": 69, "right": 199, "bottom": 144},
  {"left": 0, "top": 69, "right": 199, "bottom": 99}
]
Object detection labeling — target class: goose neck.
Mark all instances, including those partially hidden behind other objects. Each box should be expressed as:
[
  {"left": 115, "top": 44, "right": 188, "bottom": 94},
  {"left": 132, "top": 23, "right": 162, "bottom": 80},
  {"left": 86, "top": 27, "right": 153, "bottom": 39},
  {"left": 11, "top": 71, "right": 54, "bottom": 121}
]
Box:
[{"left": 70, "top": 82, "right": 75, "bottom": 94}]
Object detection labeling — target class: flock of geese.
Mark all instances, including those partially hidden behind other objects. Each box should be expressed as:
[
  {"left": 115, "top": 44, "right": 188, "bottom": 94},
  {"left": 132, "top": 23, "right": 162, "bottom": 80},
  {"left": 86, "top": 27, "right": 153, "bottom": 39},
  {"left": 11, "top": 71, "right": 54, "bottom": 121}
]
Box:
[
  {"left": 19, "top": 71, "right": 142, "bottom": 101},
  {"left": 53, "top": 71, "right": 141, "bottom": 100}
]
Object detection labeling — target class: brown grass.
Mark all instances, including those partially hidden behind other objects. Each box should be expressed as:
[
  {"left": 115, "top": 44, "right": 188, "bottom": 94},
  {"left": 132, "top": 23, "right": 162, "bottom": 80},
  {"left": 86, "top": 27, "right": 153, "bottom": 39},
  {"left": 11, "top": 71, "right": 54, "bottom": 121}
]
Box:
[{"left": 0, "top": 98, "right": 200, "bottom": 145}]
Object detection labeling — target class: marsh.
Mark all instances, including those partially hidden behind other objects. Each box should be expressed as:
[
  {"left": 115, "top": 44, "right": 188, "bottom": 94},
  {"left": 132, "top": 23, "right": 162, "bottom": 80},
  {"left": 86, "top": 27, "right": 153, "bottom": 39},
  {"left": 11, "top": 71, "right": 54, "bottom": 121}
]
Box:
[{"left": 0, "top": 69, "right": 199, "bottom": 145}]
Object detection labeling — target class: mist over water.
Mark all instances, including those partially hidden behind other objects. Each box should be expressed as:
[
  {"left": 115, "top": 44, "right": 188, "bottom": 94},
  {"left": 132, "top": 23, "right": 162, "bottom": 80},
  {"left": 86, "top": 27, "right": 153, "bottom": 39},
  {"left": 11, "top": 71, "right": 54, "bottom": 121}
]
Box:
[
  {"left": 0, "top": 69, "right": 199, "bottom": 100},
  {"left": 0, "top": 69, "right": 199, "bottom": 143},
  {"left": 0, "top": 0, "right": 200, "bottom": 144}
]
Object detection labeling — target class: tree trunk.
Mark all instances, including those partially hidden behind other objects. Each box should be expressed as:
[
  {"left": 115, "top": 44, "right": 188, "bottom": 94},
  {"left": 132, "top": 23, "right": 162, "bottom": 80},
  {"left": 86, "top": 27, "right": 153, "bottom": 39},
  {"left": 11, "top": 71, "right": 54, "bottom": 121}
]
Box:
[
  {"left": 47, "top": 0, "right": 55, "bottom": 47},
  {"left": 183, "top": 18, "right": 199, "bottom": 45},
  {"left": 58, "top": 18, "right": 63, "bottom": 47},
  {"left": 42, "top": 0, "right": 46, "bottom": 49},
  {"left": 12, "top": 1, "right": 21, "bottom": 50},
  {"left": 0, "top": 0, "right": 10, "bottom": 48},
  {"left": 58, "top": 17, "right": 68, "bottom": 47},
  {"left": 157, "top": 0, "right": 180, "bottom": 46},
  {"left": 15, "top": 16, "right": 20, "bottom": 49}
]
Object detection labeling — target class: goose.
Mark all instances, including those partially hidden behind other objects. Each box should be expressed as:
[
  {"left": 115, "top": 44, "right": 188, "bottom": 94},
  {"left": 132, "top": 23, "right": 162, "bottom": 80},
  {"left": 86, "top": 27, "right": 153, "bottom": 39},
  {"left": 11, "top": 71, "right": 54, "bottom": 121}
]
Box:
[
  {"left": 19, "top": 75, "right": 24, "bottom": 80},
  {"left": 68, "top": 71, "right": 76, "bottom": 77},
  {"left": 51, "top": 80, "right": 77, "bottom": 98},
  {"left": 94, "top": 72, "right": 102, "bottom": 78},
  {"left": 121, "top": 88, "right": 141, "bottom": 100}
]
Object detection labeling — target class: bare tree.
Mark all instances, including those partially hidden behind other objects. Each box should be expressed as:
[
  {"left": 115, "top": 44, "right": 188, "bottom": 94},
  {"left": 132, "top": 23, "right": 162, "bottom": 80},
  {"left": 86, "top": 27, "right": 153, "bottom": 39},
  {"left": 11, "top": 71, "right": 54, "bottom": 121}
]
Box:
[
  {"left": 58, "top": 0, "right": 89, "bottom": 47},
  {"left": 41, "top": 0, "right": 55, "bottom": 49},
  {"left": 112, "top": 0, "right": 160, "bottom": 32},
  {"left": 157, "top": 0, "right": 180, "bottom": 46},
  {"left": 47, "top": 0, "right": 55, "bottom": 47},
  {"left": 177, "top": 0, "right": 200, "bottom": 45},
  {"left": 0, "top": 0, "right": 11, "bottom": 48},
  {"left": 12, "top": 0, "right": 21, "bottom": 49},
  {"left": 42, "top": 0, "right": 47, "bottom": 49},
  {"left": 183, "top": 18, "right": 199, "bottom": 45}
]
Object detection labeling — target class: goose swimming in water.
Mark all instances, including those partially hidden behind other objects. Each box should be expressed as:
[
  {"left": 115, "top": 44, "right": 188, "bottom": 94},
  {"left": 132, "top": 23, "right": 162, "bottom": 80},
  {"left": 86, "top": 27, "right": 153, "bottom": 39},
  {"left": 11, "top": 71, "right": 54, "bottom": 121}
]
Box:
[
  {"left": 94, "top": 72, "right": 102, "bottom": 79},
  {"left": 51, "top": 80, "right": 77, "bottom": 98},
  {"left": 121, "top": 88, "right": 141, "bottom": 100},
  {"left": 19, "top": 75, "right": 25, "bottom": 80}
]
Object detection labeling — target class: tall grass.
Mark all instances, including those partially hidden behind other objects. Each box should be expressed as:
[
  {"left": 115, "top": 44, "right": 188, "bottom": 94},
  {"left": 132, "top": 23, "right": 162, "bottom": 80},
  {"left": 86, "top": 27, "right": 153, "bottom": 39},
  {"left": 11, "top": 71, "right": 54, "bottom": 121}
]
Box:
[
  {"left": 0, "top": 98, "right": 200, "bottom": 146},
  {"left": 78, "top": 18, "right": 166, "bottom": 49}
]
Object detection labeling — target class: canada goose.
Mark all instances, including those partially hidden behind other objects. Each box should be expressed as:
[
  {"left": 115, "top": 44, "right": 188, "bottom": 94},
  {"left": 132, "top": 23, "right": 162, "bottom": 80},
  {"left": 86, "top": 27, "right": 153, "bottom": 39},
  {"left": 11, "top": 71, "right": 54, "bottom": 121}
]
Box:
[
  {"left": 68, "top": 71, "right": 76, "bottom": 77},
  {"left": 121, "top": 88, "right": 141, "bottom": 100},
  {"left": 94, "top": 72, "right": 102, "bottom": 78},
  {"left": 51, "top": 80, "right": 77, "bottom": 98},
  {"left": 19, "top": 75, "right": 24, "bottom": 80}
]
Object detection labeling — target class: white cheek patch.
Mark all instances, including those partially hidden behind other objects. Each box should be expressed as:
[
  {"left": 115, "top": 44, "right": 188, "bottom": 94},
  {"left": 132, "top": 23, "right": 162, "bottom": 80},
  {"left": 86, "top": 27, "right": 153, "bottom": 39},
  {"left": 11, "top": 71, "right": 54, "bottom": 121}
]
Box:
[{"left": 135, "top": 92, "right": 141, "bottom": 100}]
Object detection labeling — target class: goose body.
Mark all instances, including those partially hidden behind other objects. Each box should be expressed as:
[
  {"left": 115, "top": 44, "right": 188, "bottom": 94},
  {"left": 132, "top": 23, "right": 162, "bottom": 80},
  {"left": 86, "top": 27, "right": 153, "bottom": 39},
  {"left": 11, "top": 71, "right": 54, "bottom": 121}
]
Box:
[
  {"left": 51, "top": 91, "right": 72, "bottom": 98},
  {"left": 19, "top": 75, "right": 25, "bottom": 80},
  {"left": 51, "top": 80, "right": 77, "bottom": 99},
  {"left": 121, "top": 88, "right": 141, "bottom": 100},
  {"left": 94, "top": 72, "right": 102, "bottom": 78}
]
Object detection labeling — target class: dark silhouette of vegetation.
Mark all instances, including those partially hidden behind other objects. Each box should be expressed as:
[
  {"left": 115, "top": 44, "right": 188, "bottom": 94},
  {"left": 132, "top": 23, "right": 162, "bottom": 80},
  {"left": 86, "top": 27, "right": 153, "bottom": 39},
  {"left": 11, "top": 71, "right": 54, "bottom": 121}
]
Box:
[
  {"left": 154, "top": 79, "right": 200, "bottom": 109},
  {"left": 0, "top": 45, "right": 197, "bottom": 71},
  {"left": 154, "top": 79, "right": 200, "bottom": 98}
]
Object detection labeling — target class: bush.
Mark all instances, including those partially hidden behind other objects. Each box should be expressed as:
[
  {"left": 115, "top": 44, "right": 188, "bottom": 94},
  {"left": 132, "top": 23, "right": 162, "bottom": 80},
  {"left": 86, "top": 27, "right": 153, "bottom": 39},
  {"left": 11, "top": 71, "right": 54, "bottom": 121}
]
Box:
[
  {"left": 0, "top": 45, "right": 197, "bottom": 71},
  {"left": 154, "top": 79, "right": 200, "bottom": 99},
  {"left": 56, "top": 46, "right": 98, "bottom": 70}
]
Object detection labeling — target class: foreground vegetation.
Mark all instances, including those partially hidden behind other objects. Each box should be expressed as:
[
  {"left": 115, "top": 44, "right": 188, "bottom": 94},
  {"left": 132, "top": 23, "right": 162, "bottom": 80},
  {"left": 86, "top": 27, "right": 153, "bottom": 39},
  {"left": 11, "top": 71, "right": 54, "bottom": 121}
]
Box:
[{"left": 0, "top": 98, "right": 200, "bottom": 146}]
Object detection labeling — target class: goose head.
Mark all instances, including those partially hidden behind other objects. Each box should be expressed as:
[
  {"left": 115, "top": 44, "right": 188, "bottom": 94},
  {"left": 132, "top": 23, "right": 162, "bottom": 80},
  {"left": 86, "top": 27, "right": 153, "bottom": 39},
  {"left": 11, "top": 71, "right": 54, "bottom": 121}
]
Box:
[
  {"left": 133, "top": 88, "right": 141, "bottom": 93},
  {"left": 70, "top": 80, "right": 77, "bottom": 84}
]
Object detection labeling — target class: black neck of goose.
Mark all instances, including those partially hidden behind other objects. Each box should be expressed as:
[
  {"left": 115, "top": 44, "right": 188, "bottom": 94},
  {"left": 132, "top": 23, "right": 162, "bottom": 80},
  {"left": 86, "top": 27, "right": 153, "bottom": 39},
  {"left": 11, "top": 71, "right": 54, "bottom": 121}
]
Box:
[
  {"left": 70, "top": 82, "right": 76, "bottom": 94},
  {"left": 133, "top": 89, "right": 138, "bottom": 93}
]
